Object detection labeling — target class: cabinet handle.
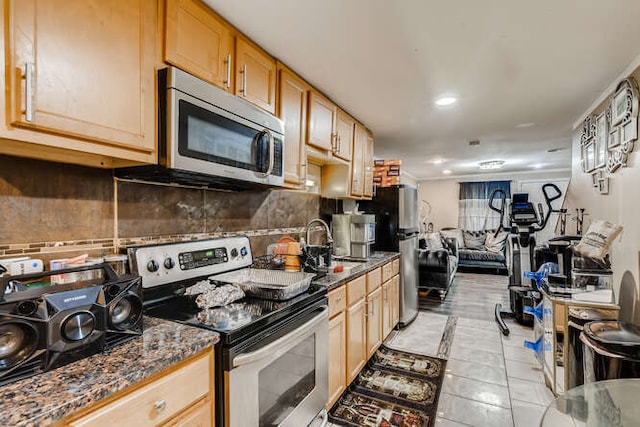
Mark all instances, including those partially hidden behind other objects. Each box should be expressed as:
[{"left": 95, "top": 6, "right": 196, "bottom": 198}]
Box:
[
  {"left": 224, "top": 54, "right": 232, "bottom": 89},
  {"left": 338, "top": 135, "right": 341, "bottom": 153},
  {"left": 23, "top": 63, "right": 34, "bottom": 122},
  {"left": 154, "top": 400, "right": 167, "bottom": 414},
  {"left": 299, "top": 162, "right": 307, "bottom": 184},
  {"left": 330, "top": 133, "right": 337, "bottom": 151},
  {"left": 334, "top": 296, "right": 342, "bottom": 303},
  {"left": 241, "top": 64, "right": 247, "bottom": 97}
]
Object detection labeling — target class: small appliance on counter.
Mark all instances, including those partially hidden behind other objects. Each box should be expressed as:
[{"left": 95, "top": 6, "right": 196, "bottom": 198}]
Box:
[
  {"left": 331, "top": 214, "right": 376, "bottom": 259},
  {"left": 0, "top": 264, "right": 142, "bottom": 386}
]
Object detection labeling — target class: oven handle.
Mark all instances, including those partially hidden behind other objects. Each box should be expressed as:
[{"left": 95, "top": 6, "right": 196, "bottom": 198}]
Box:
[{"left": 233, "top": 306, "right": 328, "bottom": 368}]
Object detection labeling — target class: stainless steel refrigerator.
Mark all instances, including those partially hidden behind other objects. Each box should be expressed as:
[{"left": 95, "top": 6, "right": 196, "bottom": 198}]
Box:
[{"left": 359, "top": 185, "right": 419, "bottom": 327}]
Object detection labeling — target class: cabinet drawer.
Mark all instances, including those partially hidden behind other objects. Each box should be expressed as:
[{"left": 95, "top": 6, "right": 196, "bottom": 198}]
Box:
[
  {"left": 392, "top": 258, "right": 400, "bottom": 276},
  {"left": 69, "top": 352, "right": 211, "bottom": 426},
  {"left": 382, "top": 262, "right": 393, "bottom": 282},
  {"left": 328, "top": 285, "right": 347, "bottom": 318},
  {"left": 347, "top": 275, "right": 367, "bottom": 306},
  {"left": 366, "top": 268, "right": 382, "bottom": 294}
]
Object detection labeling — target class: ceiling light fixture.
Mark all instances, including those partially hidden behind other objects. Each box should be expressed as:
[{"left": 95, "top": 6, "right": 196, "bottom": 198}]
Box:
[
  {"left": 435, "top": 96, "right": 457, "bottom": 106},
  {"left": 433, "top": 158, "right": 444, "bottom": 164},
  {"left": 515, "top": 122, "right": 535, "bottom": 128},
  {"left": 479, "top": 160, "right": 505, "bottom": 170},
  {"left": 442, "top": 169, "right": 452, "bottom": 175}
]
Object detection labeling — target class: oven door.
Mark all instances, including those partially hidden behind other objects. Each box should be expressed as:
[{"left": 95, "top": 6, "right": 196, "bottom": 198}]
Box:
[{"left": 227, "top": 306, "right": 328, "bottom": 427}]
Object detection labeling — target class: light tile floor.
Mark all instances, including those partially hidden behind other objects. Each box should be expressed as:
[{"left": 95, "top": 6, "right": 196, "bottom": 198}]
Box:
[{"left": 322, "top": 272, "right": 556, "bottom": 427}]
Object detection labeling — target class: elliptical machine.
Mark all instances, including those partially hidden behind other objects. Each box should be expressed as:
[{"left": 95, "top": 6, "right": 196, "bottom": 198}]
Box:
[{"left": 491, "top": 183, "right": 563, "bottom": 336}]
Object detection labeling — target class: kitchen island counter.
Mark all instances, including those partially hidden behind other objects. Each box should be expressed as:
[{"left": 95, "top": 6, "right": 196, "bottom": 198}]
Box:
[
  {"left": 311, "top": 251, "right": 400, "bottom": 290},
  {"left": 0, "top": 317, "right": 219, "bottom": 427}
]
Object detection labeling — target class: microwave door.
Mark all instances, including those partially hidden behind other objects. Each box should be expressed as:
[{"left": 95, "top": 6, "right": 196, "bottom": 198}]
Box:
[{"left": 168, "top": 89, "right": 276, "bottom": 186}]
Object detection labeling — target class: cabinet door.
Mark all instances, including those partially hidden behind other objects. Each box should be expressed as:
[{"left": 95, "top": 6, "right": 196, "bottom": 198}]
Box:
[
  {"left": 68, "top": 352, "right": 212, "bottom": 426},
  {"left": 382, "top": 280, "right": 392, "bottom": 338},
  {"left": 8, "top": 0, "right": 155, "bottom": 153},
  {"left": 235, "top": 37, "right": 276, "bottom": 113},
  {"left": 277, "top": 65, "right": 309, "bottom": 188},
  {"left": 346, "top": 298, "right": 367, "bottom": 383},
  {"left": 307, "top": 91, "right": 336, "bottom": 151},
  {"left": 327, "top": 311, "right": 347, "bottom": 410},
  {"left": 334, "top": 110, "right": 354, "bottom": 161},
  {"left": 366, "top": 287, "right": 383, "bottom": 359},
  {"left": 391, "top": 274, "right": 400, "bottom": 327},
  {"left": 160, "top": 396, "right": 212, "bottom": 427},
  {"left": 351, "top": 123, "right": 367, "bottom": 197},
  {"left": 363, "top": 132, "right": 374, "bottom": 198},
  {"left": 165, "top": 0, "right": 233, "bottom": 91}
]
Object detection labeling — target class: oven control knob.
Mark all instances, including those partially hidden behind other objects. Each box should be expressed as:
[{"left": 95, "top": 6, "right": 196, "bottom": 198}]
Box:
[
  {"left": 164, "top": 257, "right": 175, "bottom": 269},
  {"left": 147, "top": 259, "right": 159, "bottom": 273},
  {"left": 240, "top": 247, "right": 248, "bottom": 257},
  {"left": 230, "top": 248, "right": 238, "bottom": 258}
]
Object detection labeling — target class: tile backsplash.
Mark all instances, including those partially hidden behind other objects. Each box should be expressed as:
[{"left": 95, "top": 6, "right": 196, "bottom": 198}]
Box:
[{"left": 0, "top": 155, "right": 335, "bottom": 264}]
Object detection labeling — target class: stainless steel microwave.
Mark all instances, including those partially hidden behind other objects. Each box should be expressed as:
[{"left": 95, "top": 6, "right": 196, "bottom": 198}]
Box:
[{"left": 117, "top": 66, "right": 284, "bottom": 189}]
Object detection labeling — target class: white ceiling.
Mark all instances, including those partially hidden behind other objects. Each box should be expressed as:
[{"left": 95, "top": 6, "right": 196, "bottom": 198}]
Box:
[{"left": 204, "top": 0, "right": 640, "bottom": 180}]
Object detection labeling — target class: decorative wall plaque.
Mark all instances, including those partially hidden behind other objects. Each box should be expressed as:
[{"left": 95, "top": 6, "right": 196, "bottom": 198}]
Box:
[{"left": 606, "top": 77, "right": 638, "bottom": 173}]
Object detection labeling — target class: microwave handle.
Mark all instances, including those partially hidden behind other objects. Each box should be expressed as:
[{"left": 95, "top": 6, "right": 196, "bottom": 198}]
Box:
[{"left": 256, "top": 129, "right": 274, "bottom": 178}]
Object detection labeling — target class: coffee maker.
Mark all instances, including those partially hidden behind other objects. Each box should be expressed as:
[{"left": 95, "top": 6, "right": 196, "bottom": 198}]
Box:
[{"left": 331, "top": 214, "right": 376, "bottom": 259}]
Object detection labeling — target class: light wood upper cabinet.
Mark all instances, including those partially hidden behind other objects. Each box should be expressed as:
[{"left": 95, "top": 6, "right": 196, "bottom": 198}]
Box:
[
  {"left": 363, "top": 132, "right": 375, "bottom": 198},
  {"left": 235, "top": 37, "right": 277, "bottom": 114},
  {"left": 165, "top": 0, "right": 234, "bottom": 91},
  {"left": 6, "top": 0, "right": 156, "bottom": 156},
  {"left": 307, "top": 90, "right": 336, "bottom": 151},
  {"left": 351, "top": 123, "right": 367, "bottom": 197},
  {"left": 277, "top": 64, "right": 310, "bottom": 188},
  {"left": 334, "top": 110, "right": 354, "bottom": 161}
]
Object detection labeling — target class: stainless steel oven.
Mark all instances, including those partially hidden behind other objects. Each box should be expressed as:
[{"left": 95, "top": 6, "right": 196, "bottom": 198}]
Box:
[
  {"left": 117, "top": 66, "right": 285, "bottom": 189},
  {"left": 227, "top": 306, "right": 328, "bottom": 427}
]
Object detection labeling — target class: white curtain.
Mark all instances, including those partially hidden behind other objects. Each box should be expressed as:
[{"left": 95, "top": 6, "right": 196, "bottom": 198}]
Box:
[{"left": 458, "top": 181, "right": 511, "bottom": 231}]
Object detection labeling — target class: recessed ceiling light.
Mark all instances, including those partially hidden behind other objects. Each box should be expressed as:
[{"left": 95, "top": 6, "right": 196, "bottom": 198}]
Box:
[
  {"left": 442, "top": 169, "right": 452, "bottom": 175},
  {"left": 479, "top": 160, "right": 505, "bottom": 170},
  {"left": 433, "top": 158, "right": 444, "bottom": 164},
  {"left": 435, "top": 96, "right": 457, "bottom": 106},
  {"left": 531, "top": 164, "right": 543, "bottom": 169},
  {"left": 515, "top": 122, "right": 535, "bottom": 128}
]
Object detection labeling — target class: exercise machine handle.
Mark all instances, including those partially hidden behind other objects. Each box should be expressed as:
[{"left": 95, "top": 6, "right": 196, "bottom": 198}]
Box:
[
  {"left": 488, "top": 189, "right": 507, "bottom": 236},
  {"left": 533, "top": 183, "right": 563, "bottom": 231}
]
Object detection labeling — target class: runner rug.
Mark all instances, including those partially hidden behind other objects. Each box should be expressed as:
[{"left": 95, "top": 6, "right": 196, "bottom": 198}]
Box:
[{"left": 328, "top": 345, "right": 447, "bottom": 427}]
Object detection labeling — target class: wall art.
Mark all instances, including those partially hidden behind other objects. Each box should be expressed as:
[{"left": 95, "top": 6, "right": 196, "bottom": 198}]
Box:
[
  {"left": 606, "top": 77, "right": 639, "bottom": 173},
  {"left": 595, "top": 111, "right": 608, "bottom": 168}
]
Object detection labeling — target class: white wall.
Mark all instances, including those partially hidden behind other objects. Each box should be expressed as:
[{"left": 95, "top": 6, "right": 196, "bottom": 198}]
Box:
[
  {"left": 563, "top": 66, "right": 640, "bottom": 322},
  {"left": 417, "top": 170, "right": 571, "bottom": 232}
]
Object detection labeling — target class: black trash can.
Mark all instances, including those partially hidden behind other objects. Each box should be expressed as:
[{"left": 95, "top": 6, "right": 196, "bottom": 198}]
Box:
[
  {"left": 581, "top": 321, "right": 640, "bottom": 383},
  {"left": 567, "top": 308, "right": 617, "bottom": 389}
]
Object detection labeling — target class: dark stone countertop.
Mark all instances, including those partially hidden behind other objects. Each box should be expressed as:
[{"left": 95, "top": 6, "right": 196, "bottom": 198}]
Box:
[
  {"left": 0, "top": 317, "right": 219, "bottom": 427},
  {"left": 311, "top": 252, "right": 400, "bottom": 291}
]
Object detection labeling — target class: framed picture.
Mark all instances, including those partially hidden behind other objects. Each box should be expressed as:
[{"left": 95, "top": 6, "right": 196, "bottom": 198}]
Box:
[
  {"left": 584, "top": 141, "right": 596, "bottom": 172},
  {"left": 595, "top": 112, "right": 608, "bottom": 168},
  {"left": 609, "top": 127, "right": 621, "bottom": 148},
  {"left": 612, "top": 87, "right": 629, "bottom": 126},
  {"left": 598, "top": 177, "right": 609, "bottom": 195},
  {"left": 591, "top": 171, "right": 600, "bottom": 187}
]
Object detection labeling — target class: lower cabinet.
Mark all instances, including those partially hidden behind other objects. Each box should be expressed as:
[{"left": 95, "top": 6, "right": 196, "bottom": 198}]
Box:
[
  {"left": 61, "top": 349, "right": 214, "bottom": 427},
  {"left": 326, "top": 260, "right": 399, "bottom": 410},
  {"left": 346, "top": 297, "right": 367, "bottom": 383},
  {"left": 366, "top": 287, "right": 383, "bottom": 359},
  {"left": 327, "top": 311, "right": 347, "bottom": 409}
]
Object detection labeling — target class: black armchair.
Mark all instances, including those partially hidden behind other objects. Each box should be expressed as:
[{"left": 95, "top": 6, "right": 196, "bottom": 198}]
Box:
[{"left": 418, "top": 237, "right": 458, "bottom": 299}]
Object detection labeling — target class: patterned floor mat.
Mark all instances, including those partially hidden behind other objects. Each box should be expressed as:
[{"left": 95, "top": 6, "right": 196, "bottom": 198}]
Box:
[{"left": 329, "top": 345, "right": 447, "bottom": 427}]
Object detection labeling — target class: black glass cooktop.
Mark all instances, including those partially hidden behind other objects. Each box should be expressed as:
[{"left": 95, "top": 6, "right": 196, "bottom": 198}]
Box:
[{"left": 144, "top": 284, "right": 327, "bottom": 346}]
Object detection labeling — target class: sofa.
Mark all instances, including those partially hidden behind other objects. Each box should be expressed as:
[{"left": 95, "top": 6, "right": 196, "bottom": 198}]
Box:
[
  {"left": 440, "top": 228, "right": 508, "bottom": 274},
  {"left": 418, "top": 235, "right": 458, "bottom": 299}
]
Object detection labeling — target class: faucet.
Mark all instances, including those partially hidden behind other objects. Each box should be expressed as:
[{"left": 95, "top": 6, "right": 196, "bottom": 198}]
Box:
[{"left": 305, "top": 218, "right": 334, "bottom": 246}]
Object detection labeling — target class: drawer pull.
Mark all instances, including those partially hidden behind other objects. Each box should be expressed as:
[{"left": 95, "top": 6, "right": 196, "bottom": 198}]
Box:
[
  {"left": 335, "top": 297, "right": 342, "bottom": 303},
  {"left": 154, "top": 400, "right": 167, "bottom": 414}
]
